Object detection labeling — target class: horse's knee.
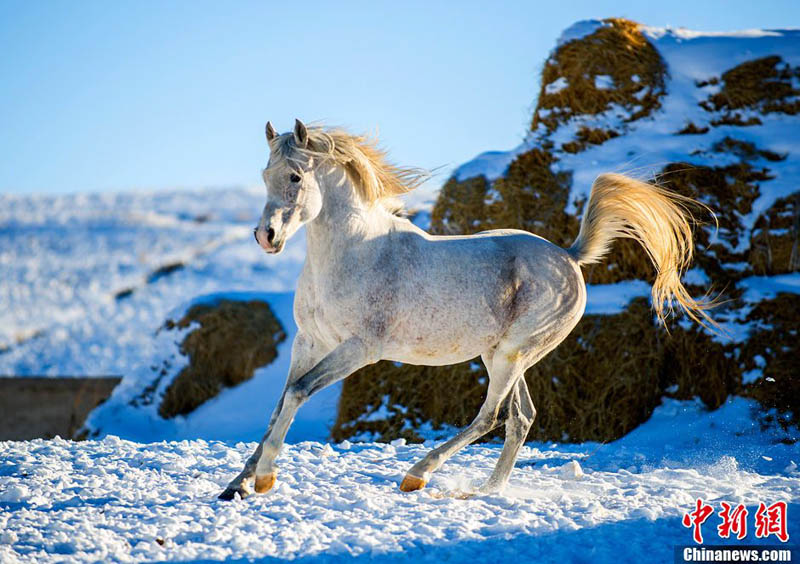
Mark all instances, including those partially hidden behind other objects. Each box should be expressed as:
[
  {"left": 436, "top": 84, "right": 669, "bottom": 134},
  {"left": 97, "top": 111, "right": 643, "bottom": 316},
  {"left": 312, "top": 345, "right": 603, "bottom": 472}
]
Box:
[
  {"left": 285, "top": 383, "right": 309, "bottom": 407},
  {"left": 476, "top": 412, "right": 499, "bottom": 434}
]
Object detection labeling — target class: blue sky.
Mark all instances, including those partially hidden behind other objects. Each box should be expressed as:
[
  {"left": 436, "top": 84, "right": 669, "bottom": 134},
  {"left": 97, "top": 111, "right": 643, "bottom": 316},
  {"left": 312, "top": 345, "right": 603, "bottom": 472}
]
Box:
[{"left": 1, "top": 0, "right": 799, "bottom": 195}]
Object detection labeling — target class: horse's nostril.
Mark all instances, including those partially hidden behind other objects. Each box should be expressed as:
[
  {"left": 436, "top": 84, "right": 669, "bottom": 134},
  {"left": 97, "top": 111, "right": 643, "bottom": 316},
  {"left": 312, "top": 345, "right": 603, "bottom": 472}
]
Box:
[
  {"left": 253, "top": 228, "right": 258, "bottom": 243},
  {"left": 267, "top": 228, "right": 276, "bottom": 244}
]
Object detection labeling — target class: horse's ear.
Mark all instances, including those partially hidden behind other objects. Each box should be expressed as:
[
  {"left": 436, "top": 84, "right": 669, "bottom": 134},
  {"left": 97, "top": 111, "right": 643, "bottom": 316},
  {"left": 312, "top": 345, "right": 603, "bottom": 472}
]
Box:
[
  {"left": 265, "top": 121, "right": 278, "bottom": 143},
  {"left": 293, "top": 119, "right": 308, "bottom": 148}
]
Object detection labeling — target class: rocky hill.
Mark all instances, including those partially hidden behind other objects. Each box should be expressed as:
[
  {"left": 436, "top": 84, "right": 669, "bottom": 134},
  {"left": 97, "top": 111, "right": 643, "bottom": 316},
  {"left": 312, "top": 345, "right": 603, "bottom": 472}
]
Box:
[{"left": 333, "top": 19, "right": 800, "bottom": 443}]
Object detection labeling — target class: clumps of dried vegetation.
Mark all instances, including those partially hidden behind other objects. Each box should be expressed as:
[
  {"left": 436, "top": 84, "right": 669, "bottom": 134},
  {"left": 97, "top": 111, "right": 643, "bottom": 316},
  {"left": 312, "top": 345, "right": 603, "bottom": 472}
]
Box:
[
  {"left": 561, "top": 127, "right": 620, "bottom": 154},
  {"left": 157, "top": 299, "right": 286, "bottom": 418},
  {"left": 712, "top": 137, "right": 786, "bottom": 163},
  {"left": 532, "top": 18, "right": 666, "bottom": 134},
  {"left": 749, "top": 193, "right": 800, "bottom": 275},
  {"left": 676, "top": 122, "right": 710, "bottom": 135},
  {"left": 656, "top": 138, "right": 792, "bottom": 285},
  {"left": 333, "top": 361, "right": 487, "bottom": 443},
  {"left": 431, "top": 151, "right": 667, "bottom": 287},
  {"left": 658, "top": 161, "right": 766, "bottom": 285},
  {"left": 741, "top": 294, "right": 800, "bottom": 431},
  {"left": 710, "top": 115, "right": 763, "bottom": 127},
  {"left": 523, "top": 299, "right": 664, "bottom": 442},
  {"left": 431, "top": 149, "right": 576, "bottom": 243},
  {"left": 333, "top": 298, "right": 746, "bottom": 444},
  {"left": 700, "top": 55, "right": 800, "bottom": 118}
]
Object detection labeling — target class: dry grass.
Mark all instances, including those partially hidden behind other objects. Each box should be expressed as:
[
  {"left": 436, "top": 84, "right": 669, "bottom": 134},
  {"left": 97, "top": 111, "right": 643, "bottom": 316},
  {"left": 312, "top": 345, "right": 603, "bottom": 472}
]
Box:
[
  {"left": 332, "top": 361, "right": 487, "bottom": 443},
  {"left": 532, "top": 18, "right": 666, "bottom": 133},
  {"left": 561, "top": 127, "right": 620, "bottom": 154},
  {"left": 430, "top": 175, "right": 493, "bottom": 235},
  {"left": 660, "top": 323, "right": 740, "bottom": 409},
  {"left": 333, "top": 299, "right": 744, "bottom": 444},
  {"left": 524, "top": 298, "right": 664, "bottom": 442},
  {"left": 158, "top": 299, "right": 286, "bottom": 418},
  {"left": 749, "top": 193, "right": 800, "bottom": 275},
  {"left": 430, "top": 148, "right": 576, "bottom": 245},
  {"left": 712, "top": 137, "right": 786, "bottom": 163},
  {"left": 700, "top": 55, "right": 800, "bottom": 118},
  {"left": 741, "top": 294, "right": 800, "bottom": 431},
  {"left": 676, "top": 122, "right": 710, "bottom": 135},
  {"left": 659, "top": 161, "right": 768, "bottom": 285},
  {"left": 710, "top": 115, "right": 763, "bottom": 127}
]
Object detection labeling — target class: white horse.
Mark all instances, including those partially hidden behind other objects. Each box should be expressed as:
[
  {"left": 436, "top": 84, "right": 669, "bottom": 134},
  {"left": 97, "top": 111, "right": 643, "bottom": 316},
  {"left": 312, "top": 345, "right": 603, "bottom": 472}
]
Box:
[{"left": 218, "top": 119, "right": 714, "bottom": 500}]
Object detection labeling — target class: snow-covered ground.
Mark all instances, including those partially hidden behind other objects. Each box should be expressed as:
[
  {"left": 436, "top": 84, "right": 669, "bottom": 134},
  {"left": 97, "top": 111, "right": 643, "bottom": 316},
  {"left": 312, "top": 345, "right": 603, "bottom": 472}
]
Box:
[
  {"left": 2, "top": 20, "right": 800, "bottom": 564},
  {"left": 1, "top": 398, "right": 798, "bottom": 563},
  {"left": 0, "top": 187, "right": 306, "bottom": 375}
]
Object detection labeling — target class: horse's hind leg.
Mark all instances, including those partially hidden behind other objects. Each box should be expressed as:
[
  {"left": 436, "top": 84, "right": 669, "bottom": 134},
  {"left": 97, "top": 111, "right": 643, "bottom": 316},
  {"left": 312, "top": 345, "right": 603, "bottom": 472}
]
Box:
[
  {"left": 399, "top": 351, "right": 523, "bottom": 492},
  {"left": 479, "top": 377, "right": 535, "bottom": 493}
]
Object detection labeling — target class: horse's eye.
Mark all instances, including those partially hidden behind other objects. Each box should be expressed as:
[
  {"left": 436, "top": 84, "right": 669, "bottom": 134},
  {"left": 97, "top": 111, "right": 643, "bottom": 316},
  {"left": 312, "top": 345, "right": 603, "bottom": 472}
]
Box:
[{"left": 290, "top": 173, "right": 301, "bottom": 183}]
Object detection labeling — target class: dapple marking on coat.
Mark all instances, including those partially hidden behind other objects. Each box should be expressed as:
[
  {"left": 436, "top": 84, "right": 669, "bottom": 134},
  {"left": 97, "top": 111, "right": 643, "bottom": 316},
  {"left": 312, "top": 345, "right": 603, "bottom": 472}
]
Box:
[{"left": 218, "top": 119, "right": 716, "bottom": 500}]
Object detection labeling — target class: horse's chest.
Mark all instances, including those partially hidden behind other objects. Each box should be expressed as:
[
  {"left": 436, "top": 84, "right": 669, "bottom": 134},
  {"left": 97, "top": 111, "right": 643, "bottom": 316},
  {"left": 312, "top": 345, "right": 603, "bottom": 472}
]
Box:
[
  {"left": 295, "top": 279, "right": 358, "bottom": 344},
  {"left": 298, "top": 267, "right": 394, "bottom": 346}
]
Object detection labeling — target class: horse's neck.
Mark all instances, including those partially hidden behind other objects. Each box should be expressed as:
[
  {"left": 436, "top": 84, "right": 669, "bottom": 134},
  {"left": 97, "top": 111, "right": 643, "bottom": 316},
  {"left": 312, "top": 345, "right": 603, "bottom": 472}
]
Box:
[{"left": 305, "top": 169, "right": 395, "bottom": 264}]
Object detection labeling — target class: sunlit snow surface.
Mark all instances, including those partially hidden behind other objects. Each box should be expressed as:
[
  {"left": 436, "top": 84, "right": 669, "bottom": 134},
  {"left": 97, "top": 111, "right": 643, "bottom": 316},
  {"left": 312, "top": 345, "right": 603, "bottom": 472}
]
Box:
[
  {"left": 0, "top": 187, "right": 306, "bottom": 374},
  {"left": 1, "top": 398, "right": 798, "bottom": 563}
]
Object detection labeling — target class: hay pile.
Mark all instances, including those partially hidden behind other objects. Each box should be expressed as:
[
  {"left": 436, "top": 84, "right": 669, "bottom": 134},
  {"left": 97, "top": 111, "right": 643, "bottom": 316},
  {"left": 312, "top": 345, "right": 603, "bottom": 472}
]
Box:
[
  {"left": 700, "top": 55, "right": 800, "bottom": 121},
  {"left": 333, "top": 19, "right": 800, "bottom": 444},
  {"left": 432, "top": 148, "right": 575, "bottom": 243},
  {"left": 157, "top": 299, "right": 286, "bottom": 418},
  {"left": 742, "top": 294, "right": 800, "bottom": 430},
  {"left": 532, "top": 18, "right": 666, "bottom": 134},
  {"left": 749, "top": 194, "right": 800, "bottom": 275}
]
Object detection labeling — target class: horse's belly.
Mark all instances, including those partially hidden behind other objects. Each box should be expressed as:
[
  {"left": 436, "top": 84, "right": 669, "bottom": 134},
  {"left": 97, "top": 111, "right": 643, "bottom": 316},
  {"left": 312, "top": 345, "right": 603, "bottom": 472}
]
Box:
[{"left": 382, "top": 307, "right": 505, "bottom": 366}]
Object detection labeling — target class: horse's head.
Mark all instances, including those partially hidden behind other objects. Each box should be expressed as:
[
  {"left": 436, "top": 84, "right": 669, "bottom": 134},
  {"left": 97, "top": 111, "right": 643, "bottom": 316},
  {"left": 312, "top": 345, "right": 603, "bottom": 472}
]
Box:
[{"left": 255, "top": 119, "right": 323, "bottom": 254}]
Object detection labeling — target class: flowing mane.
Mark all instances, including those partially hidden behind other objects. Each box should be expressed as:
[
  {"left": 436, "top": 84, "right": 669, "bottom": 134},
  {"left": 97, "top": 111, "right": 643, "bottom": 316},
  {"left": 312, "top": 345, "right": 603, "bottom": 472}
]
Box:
[{"left": 270, "top": 125, "right": 429, "bottom": 208}]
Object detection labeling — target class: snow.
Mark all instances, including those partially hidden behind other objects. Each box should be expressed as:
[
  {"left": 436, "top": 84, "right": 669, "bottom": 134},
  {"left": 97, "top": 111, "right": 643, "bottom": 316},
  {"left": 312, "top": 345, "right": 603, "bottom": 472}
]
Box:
[
  {"left": 545, "top": 76, "right": 569, "bottom": 94},
  {"left": 1, "top": 398, "right": 798, "bottom": 563},
  {"left": 594, "top": 74, "right": 614, "bottom": 89},
  {"left": 738, "top": 272, "right": 800, "bottom": 303},
  {"left": 0, "top": 187, "right": 344, "bottom": 443},
  {"left": 452, "top": 146, "right": 529, "bottom": 183},
  {"left": 0, "top": 188, "right": 304, "bottom": 374},
  {"left": 585, "top": 280, "right": 652, "bottom": 314},
  {"left": 556, "top": 19, "right": 609, "bottom": 47},
  {"left": 84, "top": 291, "right": 341, "bottom": 444}
]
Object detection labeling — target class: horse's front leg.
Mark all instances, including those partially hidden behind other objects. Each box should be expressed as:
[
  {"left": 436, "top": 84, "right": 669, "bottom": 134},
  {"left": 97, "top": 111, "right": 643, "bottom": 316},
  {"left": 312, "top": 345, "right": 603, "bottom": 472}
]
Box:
[
  {"left": 218, "top": 332, "right": 324, "bottom": 500},
  {"left": 219, "top": 336, "right": 372, "bottom": 500}
]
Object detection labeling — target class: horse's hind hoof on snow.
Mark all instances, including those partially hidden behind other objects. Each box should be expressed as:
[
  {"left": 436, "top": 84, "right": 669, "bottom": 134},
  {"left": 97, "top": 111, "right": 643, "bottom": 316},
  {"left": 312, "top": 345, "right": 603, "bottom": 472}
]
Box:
[
  {"left": 218, "top": 486, "right": 249, "bottom": 501},
  {"left": 254, "top": 472, "right": 277, "bottom": 494},
  {"left": 399, "top": 474, "right": 427, "bottom": 492}
]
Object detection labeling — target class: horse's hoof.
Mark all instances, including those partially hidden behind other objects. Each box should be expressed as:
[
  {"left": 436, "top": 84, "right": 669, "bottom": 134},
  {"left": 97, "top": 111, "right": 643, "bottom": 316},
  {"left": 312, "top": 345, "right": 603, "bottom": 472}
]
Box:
[
  {"left": 254, "top": 472, "right": 277, "bottom": 494},
  {"left": 399, "top": 474, "right": 427, "bottom": 492},
  {"left": 218, "top": 486, "right": 249, "bottom": 501}
]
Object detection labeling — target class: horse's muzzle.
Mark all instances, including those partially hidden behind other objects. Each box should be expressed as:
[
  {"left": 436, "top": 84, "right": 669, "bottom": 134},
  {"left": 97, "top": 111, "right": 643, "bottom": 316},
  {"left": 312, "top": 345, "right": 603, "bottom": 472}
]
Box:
[{"left": 254, "top": 226, "right": 284, "bottom": 254}]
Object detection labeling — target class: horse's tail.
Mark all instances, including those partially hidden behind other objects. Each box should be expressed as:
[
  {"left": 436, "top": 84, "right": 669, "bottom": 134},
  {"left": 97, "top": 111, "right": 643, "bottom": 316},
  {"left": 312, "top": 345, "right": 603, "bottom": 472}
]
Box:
[{"left": 567, "top": 172, "right": 717, "bottom": 330}]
